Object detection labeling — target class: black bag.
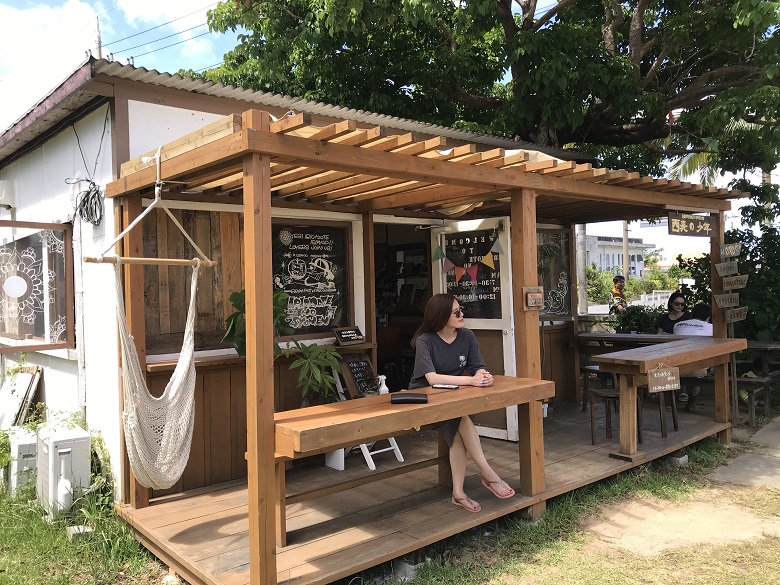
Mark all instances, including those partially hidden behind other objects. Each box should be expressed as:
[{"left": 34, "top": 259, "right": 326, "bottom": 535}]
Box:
[{"left": 390, "top": 392, "right": 428, "bottom": 404}]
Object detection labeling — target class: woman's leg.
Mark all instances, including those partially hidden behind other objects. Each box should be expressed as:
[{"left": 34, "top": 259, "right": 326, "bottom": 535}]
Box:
[
  {"left": 456, "top": 417, "right": 514, "bottom": 497},
  {"left": 449, "top": 427, "right": 480, "bottom": 511}
]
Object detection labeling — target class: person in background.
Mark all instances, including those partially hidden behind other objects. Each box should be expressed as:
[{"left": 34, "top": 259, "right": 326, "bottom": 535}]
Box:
[
  {"left": 609, "top": 275, "right": 628, "bottom": 314},
  {"left": 672, "top": 302, "right": 712, "bottom": 409},
  {"left": 408, "top": 293, "right": 515, "bottom": 513},
  {"left": 656, "top": 292, "right": 692, "bottom": 334}
]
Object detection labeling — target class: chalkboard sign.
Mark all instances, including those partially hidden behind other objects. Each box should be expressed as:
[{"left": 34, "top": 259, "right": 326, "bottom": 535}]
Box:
[
  {"left": 340, "top": 352, "right": 378, "bottom": 399},
  {"left": 272, "top": 223, "right": 349, "bottom": 336},
  {"left": 444, "top": 230, "right": 502, "bottom": 319},
  {"left": 333, "top": 326, "right": 365, "bottom": 346}
]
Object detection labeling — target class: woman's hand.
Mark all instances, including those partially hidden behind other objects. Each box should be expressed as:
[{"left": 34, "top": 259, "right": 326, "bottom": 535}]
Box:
[{"left": 471, "top": 369, "right": 494, "bottom": 387}]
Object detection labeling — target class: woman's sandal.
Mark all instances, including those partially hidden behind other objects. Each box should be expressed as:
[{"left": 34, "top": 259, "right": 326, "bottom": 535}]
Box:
[
  {"left": 482, "top": 478, "right": 515, "bottom": 499},
  {"left": 451, "top": 495, "right": 481, "bottom": 513}
]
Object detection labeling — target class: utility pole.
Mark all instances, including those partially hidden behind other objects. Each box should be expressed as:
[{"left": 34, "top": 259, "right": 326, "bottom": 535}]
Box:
[
  {"left": 622, "top": 220, "right": 629, "bottom": 279},
  {"left": 576, "top": 224, "right": 588, "bottom": 314},
  {"left": 95, "top": 16, "right": 102, "bottom": 59}
]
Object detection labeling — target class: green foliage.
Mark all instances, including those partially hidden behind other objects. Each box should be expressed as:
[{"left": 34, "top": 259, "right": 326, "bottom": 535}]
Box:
[
  {"left": 0, "top": 429, "right": 9, "bottom": 468},
  {"left": 222, "top": 289, "right": 292, "bottom": 357},
  {"left": 613, "top": 304, "right": 666, "bottom": 334},
  {"left": 285, "top": 341, "right": 342, "bottom": 404},
  {"left": 586, "top": 264, "right": 613, "bottom": 304},
  {"left": 678, "top": 226, "right": 780, "bottom": 341},
  {"left": 198, "top": 0, "right": 780, "bottom": 179}
]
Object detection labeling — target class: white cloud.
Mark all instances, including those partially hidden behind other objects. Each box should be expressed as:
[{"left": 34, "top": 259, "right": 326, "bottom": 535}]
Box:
[{"left": 0, "top": 0, "right": 97, "bottom": 131}]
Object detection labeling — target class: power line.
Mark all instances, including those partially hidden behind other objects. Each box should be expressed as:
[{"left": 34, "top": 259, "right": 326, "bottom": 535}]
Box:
[
  {"left": 126, "top": 30, "right": 214, "bottom": 59},
  {"left": 114, "top": 23, "right": 207, "bottom": 54},
  {"left": 101, "top": 2, "right": 218, "bottom": 48},
  {"left": 195, "top": 62, "right": 225, "bottom": 73}
]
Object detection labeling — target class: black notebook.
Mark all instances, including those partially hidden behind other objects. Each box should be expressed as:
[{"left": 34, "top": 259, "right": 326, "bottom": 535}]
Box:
[{"left": 390, "top": 393, "right": 428, "bottom": 404}]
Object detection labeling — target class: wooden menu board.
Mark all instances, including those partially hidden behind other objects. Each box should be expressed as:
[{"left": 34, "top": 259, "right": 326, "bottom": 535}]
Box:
[
  {"left": 340, "top": 352, "right": 378, "bottom": 399},
  {"left": 272, "top": 223, "right": 349, "bottom": 336}
]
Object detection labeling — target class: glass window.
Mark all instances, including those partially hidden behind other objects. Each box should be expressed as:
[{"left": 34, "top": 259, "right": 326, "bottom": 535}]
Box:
[{"left": 0, "top": 221, "right": 74, "bottom": 353}]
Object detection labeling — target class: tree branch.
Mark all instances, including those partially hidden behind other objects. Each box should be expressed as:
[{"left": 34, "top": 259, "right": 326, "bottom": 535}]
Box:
[
  {"left": 640, "top": 46, "right": 670, "bottom": 89},
  {"left": 452, "top": 88, "right": 505, "bottom": 110},
  {"left": 667, "top": 66, "right": 762, "bottom": 109},
  {"left": 533, "top": 0, "right": 579, "bottom": 31},
  {"left": 629, "top": 0, "right": 652, "bottom": 80},
  {"left": 518, "top": 0, "right": 538, "bottom": 31},
  {"left": 601, "top": 0, "right": 624, "bottom": 56}
]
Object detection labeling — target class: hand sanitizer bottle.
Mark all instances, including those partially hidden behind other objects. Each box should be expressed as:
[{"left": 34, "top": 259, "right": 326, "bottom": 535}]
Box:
[{"left": 378, "top": 374, "right": 389, "bottom": 394}]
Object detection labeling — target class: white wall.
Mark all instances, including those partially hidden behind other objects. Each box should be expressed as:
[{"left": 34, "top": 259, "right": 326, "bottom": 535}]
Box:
[
  {"left": 0, "top": 105, "right": 125, "bottom": 493},
  {"left": 128, "top": 101, "right": 223, "bottom": 159}
]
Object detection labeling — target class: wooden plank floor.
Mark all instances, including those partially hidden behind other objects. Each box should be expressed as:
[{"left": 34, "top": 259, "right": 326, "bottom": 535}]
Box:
[{"left": 117, "top": 401, "right": 730, "bottom": 585}]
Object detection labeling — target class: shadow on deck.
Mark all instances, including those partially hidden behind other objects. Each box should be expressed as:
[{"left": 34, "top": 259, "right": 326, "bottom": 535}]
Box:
[{"left": 118, "top": 400, "right": 729, "bottom": 585}]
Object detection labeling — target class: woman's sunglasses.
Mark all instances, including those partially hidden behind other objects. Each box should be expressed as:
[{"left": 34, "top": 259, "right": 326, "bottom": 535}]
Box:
[
  {"left": 672, "top": 302, "right": 686, "bottom": 308},
  {"left": 452, "top": 308, "right": 465, "bottom": 318}
]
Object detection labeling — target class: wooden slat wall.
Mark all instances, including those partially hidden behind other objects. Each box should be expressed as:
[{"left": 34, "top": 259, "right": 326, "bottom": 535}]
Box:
[
  {"left": 148, "top": 364, "right": 248, "bottom": 499},
  {"left": 142, "top": 208, "right": 244, "bottom": 354}
]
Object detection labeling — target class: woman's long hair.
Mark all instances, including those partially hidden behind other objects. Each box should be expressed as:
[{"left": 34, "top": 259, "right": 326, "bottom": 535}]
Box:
[
  {"left": 667, "top": 291, "right": 686, "bottom": 312},
  {"left": 411, "top": 293, "right": 458, "bottom": 347}
]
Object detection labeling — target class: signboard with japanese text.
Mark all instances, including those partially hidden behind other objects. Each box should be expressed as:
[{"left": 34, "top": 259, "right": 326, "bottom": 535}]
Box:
[
  {"left": 722, "top": 274, "right": 749, "bottom": 290},
  {"left": 647, "top": 366, "right": 681, "bottom": 393},
  {"left": 725, "top": 307, "right": 748, "bottom": 323},
  {"left": 444, "top": 229, "right": 502, "bottom": 319},
  {"left": 713, "top": 293, "right": 740, "bottom": 308},
  {"left": 715, "top": 260, "right": 739, "bottom": 277},
  {"left": 668, "top": 212, "right": 715, "bottom": 237}
]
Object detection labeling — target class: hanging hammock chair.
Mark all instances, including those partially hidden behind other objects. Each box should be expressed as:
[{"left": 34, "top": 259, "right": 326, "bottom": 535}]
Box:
[{"left": 113, "top": 259, "right": 200, "bottom": 490}]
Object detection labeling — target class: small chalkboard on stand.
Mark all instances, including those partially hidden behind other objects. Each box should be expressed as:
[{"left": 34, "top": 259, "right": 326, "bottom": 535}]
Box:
[
  {"left": 333, "top": 326, "right": 365, "bottom": 346},
  {"left": 340, "top": 352, "right": 378, "bottom": 399}
]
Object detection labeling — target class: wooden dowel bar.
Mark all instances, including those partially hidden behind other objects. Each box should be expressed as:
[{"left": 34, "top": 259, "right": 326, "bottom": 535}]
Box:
[{"left": 83, "top": 256, "right": 216, "bottom": 267}]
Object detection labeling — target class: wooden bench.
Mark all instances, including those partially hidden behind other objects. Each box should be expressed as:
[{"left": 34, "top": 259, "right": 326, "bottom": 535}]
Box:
[
  {"left": 681, "top": 370, "right": 779, "bottom": 427},
  {"left": 273, "top": 375, "right": 555, "bottom": 545}
]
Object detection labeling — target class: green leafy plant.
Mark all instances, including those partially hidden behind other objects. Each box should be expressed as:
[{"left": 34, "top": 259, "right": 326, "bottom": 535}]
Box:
[
  {"left": 0, "top": 429, "right": 10, "bottom": 468},
  {"left": 222, "top": 289, "right": 292, "bottom": 357},
  {"left": 222, "top": 289, "right": 342, "bottom": 404},
  {"left": 613, "top": 305, "right": 666, "bottom": 334},
  {"left": 286, "top": 341, "right": 342, "bottom": 404}
]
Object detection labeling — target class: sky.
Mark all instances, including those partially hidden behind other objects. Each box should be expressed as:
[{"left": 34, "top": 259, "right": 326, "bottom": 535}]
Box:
[{"left": 0, "top": 0, "right": 243, "bottom": 131}]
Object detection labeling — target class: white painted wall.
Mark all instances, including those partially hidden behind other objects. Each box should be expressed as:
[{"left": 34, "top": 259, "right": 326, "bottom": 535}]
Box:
[
  {"left": 0, "top": 105, "right": 125, "bottom": 495},
  {"left": 128, "top": 101, "right": 223, "bottom": 159}
]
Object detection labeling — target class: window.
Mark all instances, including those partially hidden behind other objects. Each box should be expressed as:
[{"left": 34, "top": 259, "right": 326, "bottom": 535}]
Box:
[{"left": 0, "top": 221, "right": 74, "bottom": 353}]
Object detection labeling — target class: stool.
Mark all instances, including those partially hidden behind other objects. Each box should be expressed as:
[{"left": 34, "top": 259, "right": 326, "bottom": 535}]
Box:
[
  {"left": 581, "top": 364, "right": 617, "bottom": 412},
  {"left": 590, "top": 388, "right": 643, "bottom": 445}
]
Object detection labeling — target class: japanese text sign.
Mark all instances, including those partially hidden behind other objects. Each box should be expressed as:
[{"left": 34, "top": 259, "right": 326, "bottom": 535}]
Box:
[
  {"left": 668, "top": 212, "right": 714, "bottom": 237},
  {"left": 647, "top": 366, "right": 681, "bottom": 393}
]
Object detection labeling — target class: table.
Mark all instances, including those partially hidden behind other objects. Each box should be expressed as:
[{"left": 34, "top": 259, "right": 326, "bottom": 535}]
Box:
[
  {"left": 591, "top": 337, "right": 747, "bottom": 461},
  {"left": 273, "top": 375, "right": 555, "bottom": 544},
  {"left": 746, "top": 341, "right": 780, "bottom": 376}
]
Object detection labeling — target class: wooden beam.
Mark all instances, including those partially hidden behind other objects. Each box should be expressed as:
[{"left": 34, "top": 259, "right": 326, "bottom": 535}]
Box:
[
  {"left": 242, "top": 110, "right": 277, "bottom": 585},
  {"left": 362, "top": 212, "right": 377, "bottom": 371},
  {"left": 510, "top": 189, "right": 546, "bottom": 509},
  {"left": 268, "top": 112, "right": 311, "bottom": 134}
]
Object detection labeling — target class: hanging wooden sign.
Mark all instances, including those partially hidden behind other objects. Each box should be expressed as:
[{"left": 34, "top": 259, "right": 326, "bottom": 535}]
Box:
[
  {"left": 722, "top": 274, "right": 749, "bottom": 290},
  {"left": 725, "top": 306, "right": 748, "bottom": 323},
  {"left": 715, "top": 260, "right": 738, "bottom": 277},
  {"left": 668, "top": 212, "right": 714, "bottom": 237},
  {"left": 720, "top": 243, "right": 741, "bottom": 258},
  {"left": 713, "top": 293, "right": 739, "bottom": 308},
  {"left": 647, "top": 366, "right": 681, "bottom": 393}
]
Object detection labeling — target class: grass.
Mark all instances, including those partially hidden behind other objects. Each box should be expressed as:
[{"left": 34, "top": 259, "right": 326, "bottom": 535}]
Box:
[
  {"left": 0, "top": 481, "right": 163, "bottom": 584},
  {"left": 347, "top": 437, "right": 767, "bottom": 585}
]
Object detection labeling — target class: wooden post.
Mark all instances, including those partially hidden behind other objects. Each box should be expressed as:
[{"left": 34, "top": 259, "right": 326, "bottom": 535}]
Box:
[
  {"left": 710, "top": 211, "right": 731, "bottom": 443},
  {"left": 510, "top": 188, "right": 546, "bottom": 519},
  {"left": 242, "top": 110, "right": 277, "bottom": 585},
  {"left": 618, "top": 374, "right": 638, "bottom": 456},
  {"left": 362, "top": 212, "right": 377, "bottom": 370},
  {"left": 123, "top": 193, "right": 150, "bottom": 509}
]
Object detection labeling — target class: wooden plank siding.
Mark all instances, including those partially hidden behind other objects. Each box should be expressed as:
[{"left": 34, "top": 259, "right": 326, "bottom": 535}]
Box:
[
  {"left": 118, "top": 403, "right": 730, "bottom": 585},
  {"left": 147, "top": 364, "right": 248, "bottom": 499},
  {"left": 141, "top": 208, "right": 244, "bottom": 354}
]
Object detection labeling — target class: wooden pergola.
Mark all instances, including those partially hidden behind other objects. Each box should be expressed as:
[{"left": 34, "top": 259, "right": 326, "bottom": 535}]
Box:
[{"left": 105, "top": 110, "right": 742, "bottom": 585}]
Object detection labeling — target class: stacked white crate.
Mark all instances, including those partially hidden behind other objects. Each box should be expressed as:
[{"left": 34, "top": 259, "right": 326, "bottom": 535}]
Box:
[
  {"left": 6, "top": 426, "right": 37, "bottom": 495},
  {"left": 36, "top": 425, "right": 91, "bottom": 515}
]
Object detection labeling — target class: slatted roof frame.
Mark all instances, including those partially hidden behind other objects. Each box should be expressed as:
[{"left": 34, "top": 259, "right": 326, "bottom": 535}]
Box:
[{"left": 106, "top": 111, "right": 744, "bottom": 225}]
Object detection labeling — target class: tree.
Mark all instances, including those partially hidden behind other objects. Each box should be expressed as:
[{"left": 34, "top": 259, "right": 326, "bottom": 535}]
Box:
[{"left": 198, "top": 0, "right": 780, "bottom": 179}]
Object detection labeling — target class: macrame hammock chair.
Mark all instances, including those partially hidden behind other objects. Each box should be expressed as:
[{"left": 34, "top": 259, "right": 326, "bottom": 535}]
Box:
[{"left": 86, "top": 147, "right": 215, "bottom": 490}]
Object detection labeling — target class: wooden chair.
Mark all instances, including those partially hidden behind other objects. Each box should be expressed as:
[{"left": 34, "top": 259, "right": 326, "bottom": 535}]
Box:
[
  {"left": 590, "top": 388, "right": 679, "bottom": 445},
  {"left": 581, "top": 364, "right": 617, "bottom": 412}
]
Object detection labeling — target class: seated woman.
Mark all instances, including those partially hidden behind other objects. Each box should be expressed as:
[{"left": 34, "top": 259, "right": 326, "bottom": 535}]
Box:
[
  {"left": 408, "top": 293, "right": 515, "bottom": 513},
  {"left": 656, "top": 292, "right": 692, "bottom": 334}
]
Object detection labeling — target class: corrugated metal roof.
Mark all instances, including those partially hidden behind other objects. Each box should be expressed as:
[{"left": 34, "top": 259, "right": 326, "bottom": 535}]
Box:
[{"left": 0, "top": 57, "right": 587, "bottom": 167}]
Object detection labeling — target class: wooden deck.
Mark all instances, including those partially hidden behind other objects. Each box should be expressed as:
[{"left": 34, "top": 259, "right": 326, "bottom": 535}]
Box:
[{"left": 117, "top": 401, "right": 729, "bottom": 585}]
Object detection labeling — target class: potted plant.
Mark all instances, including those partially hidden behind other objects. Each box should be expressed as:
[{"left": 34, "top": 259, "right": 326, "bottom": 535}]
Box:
[{"left": 222, "top": 289, "right": 342, "bottom": 404}]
